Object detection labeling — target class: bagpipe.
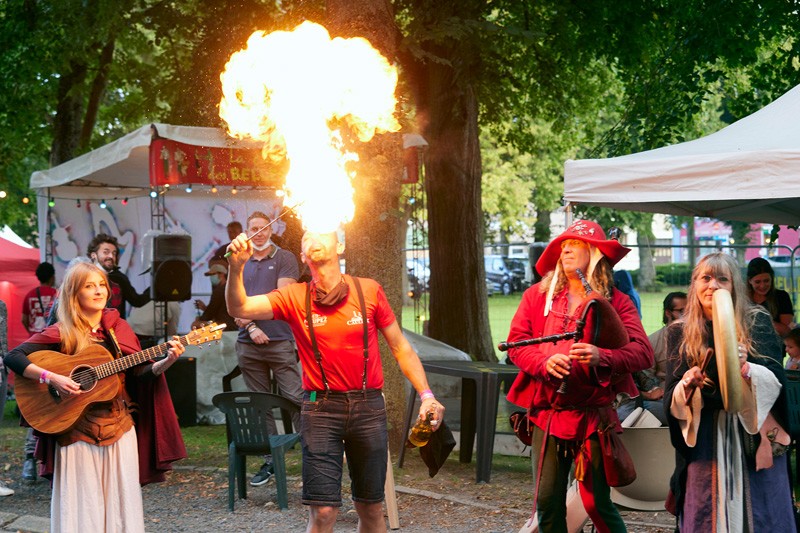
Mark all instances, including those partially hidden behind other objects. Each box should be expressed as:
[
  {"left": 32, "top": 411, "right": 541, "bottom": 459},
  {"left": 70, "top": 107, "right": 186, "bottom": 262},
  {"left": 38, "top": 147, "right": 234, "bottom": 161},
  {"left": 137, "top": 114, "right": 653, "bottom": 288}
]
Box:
[{"left": 499, "top": 269, "right": 629, "bottom": 393}]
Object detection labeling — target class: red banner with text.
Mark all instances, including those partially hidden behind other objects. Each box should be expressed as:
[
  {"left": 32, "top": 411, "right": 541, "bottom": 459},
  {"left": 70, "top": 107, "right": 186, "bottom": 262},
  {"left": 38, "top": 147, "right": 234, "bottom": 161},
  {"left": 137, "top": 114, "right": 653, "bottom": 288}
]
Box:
[{"left": 149, "top": 138, "right": 287, "bottom": 188}]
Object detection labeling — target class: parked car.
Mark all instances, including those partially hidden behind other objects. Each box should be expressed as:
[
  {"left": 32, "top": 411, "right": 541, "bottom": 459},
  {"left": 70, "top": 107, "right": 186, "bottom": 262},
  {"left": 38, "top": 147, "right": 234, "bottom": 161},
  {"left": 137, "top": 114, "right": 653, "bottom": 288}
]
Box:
[
  {"left": 762, "top": 255, "right": 793, "bottom": 269},
  {"left": 406, "top": 258, "right": 430, "bottom": 298},
  {"left": 484, "top": 255, "right": 523, "bottom": 295},
  {"left": 504, "top": 257, "right": 530, "bottom": 291}
]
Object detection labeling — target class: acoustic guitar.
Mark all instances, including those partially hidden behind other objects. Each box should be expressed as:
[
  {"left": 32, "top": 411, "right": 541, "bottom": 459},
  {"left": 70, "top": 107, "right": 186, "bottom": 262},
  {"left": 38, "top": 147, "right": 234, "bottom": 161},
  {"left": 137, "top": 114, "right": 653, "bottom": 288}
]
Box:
[{"left": 15, "top": 323, "right": 225, "bottom": 434}]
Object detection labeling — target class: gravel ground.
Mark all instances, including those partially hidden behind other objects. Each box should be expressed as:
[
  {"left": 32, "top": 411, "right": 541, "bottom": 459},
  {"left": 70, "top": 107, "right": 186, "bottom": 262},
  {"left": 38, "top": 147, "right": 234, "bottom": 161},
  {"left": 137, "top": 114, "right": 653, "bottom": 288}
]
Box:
[{"left": 0, "top": 451, "right": 676, "bottom": 532}]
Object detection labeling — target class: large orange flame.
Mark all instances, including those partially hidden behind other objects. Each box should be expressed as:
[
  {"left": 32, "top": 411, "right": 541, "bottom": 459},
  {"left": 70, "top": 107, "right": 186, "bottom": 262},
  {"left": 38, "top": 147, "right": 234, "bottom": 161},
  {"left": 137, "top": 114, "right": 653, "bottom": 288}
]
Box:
[{"left": 219, "top": 21, "right": 400, "bottom": 232}]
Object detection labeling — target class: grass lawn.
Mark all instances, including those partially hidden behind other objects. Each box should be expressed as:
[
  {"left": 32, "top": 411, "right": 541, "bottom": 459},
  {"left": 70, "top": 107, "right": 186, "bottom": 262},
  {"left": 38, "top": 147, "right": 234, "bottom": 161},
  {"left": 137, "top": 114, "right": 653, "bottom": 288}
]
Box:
[
  {"left": 401, "top": 286, "right": 687, "bottom": 360},
  {"left": 1, "top": 398, "right": 533, "bottom": 481}
]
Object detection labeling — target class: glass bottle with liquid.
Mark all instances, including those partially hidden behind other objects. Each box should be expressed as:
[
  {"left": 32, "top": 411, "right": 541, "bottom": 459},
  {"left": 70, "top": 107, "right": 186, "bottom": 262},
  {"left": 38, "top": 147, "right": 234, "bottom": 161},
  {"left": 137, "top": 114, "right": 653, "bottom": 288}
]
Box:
[{"left": 407, "top": 411, "right": 434, "bottom": 447}]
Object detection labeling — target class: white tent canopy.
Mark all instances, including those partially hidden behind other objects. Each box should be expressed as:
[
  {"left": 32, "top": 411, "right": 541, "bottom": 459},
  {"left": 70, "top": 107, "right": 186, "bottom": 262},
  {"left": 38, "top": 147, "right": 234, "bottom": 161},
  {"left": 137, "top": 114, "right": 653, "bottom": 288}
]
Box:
[
  {"left": 564, "top": 84, "right": 800, "bottom": 225},
  {"left": 29, "top": 123, "right": 267, "bottom": 200}
]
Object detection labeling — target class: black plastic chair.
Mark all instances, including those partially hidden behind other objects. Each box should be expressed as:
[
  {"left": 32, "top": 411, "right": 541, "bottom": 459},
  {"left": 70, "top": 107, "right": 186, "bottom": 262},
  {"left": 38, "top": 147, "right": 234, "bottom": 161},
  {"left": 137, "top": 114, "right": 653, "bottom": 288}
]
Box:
[
  {"left": 211, "top": 392, "right": 301, "bottom": 511},
  {"left": 221, "top": 365, "right": 294, "bottom": 434}
]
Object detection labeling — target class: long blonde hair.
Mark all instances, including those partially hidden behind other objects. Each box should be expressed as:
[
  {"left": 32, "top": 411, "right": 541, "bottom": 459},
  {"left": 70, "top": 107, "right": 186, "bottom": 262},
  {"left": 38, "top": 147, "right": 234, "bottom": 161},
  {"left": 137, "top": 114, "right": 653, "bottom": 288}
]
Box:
[
  {"left": 678, "top": 252, "right": 763, "bottom": 367},
  {"left": 56, "top": 262, "right": 109, "bottom": 354}
]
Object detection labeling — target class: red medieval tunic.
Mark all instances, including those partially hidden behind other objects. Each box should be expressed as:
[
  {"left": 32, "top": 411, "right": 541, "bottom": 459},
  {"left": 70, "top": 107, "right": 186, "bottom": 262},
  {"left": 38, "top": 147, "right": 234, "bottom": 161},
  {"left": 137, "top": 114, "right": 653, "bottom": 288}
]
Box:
[{"left": 506, "top": 284, "right": 653, "bottom": 439}]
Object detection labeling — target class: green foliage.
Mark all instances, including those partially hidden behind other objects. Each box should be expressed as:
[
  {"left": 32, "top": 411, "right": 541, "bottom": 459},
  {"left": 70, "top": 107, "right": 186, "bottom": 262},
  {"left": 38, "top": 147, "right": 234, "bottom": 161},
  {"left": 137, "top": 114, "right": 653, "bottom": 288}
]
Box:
[
  {"left": 579, "top": 1, "right": 800, "bottom": 157},
  {"left": 0, "top": 0, "right": 284, "bottom": 238},
  {"left": 655, "top": 262, "right": 694, "bottom": 288},
  {"left": 631, "top": 263, "right": 695, "bottom": 292}
]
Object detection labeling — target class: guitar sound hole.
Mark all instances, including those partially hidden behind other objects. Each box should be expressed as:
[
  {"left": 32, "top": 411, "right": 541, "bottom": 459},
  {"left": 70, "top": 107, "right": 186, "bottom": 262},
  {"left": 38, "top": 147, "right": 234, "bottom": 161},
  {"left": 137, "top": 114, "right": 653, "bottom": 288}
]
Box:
[{"left": 71, "top": 365, "right": 98, "bottom": 392}]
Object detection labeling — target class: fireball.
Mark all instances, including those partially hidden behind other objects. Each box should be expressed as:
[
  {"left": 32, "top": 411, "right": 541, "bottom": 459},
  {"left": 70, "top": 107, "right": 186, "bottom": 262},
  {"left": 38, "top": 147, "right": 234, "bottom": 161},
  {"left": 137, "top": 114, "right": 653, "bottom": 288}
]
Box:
[{"left": 219, "top": 21, "right": 400, "bottom": 232}]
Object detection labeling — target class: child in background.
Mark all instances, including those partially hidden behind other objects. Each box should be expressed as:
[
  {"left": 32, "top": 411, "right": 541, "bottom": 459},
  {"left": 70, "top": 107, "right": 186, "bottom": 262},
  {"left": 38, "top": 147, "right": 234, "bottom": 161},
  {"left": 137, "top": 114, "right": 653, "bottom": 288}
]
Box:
[{"left": 784, "top": 327, "right": 800, "bottom": 370}]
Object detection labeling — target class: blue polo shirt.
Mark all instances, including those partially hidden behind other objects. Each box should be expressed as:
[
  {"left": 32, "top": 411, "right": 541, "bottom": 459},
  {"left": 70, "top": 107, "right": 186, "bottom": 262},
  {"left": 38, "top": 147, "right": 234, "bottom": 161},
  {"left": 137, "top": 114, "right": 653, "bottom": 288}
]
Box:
[{"left": 237, "top": 245, "right": 299, "bottom": 343}]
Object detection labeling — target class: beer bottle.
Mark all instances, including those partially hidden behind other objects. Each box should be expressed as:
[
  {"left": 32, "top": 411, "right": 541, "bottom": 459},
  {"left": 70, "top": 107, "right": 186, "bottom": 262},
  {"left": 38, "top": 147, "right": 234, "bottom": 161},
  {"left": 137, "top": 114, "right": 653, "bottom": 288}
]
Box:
[{"left": 407, "top": 411, "right": 434, "bottom": 447}]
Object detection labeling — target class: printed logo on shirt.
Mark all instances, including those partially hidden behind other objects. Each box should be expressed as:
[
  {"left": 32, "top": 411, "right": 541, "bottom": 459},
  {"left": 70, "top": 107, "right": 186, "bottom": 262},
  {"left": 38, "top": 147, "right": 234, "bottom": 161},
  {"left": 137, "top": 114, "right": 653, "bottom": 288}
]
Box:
[
  {"left": 310, "top": 313, "right": 327, "bottom": 327},
  {"left": 27, "top": 295, "right": 55, "bottom": 333},
  {"left": 346, "top": 311, "right": 364, "bottom": 326}
]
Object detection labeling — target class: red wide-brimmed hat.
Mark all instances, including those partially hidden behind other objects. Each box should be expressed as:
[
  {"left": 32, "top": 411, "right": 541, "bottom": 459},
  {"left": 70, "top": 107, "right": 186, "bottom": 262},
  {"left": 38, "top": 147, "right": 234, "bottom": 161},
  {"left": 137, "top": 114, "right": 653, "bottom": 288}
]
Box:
[{"left": 536, "top": 220, "right": 630, "bottom": 276}]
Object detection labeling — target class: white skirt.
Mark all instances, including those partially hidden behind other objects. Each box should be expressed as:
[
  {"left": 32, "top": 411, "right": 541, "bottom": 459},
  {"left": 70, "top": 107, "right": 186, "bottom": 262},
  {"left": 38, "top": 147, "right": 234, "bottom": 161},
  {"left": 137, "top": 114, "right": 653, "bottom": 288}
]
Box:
[{"left": 51, "top": 427, "right": 144, "bottom": 533}]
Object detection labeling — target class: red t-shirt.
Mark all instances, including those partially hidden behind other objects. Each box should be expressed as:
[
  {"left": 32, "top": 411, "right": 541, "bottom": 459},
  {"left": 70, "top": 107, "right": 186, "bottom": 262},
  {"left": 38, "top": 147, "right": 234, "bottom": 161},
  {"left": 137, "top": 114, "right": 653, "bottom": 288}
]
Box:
[
  {"left": 267, "top": 276, "right": 396, "bottom": 391},
  {"left": 21, "top": 285, "right": 58, "bottom": 334}
]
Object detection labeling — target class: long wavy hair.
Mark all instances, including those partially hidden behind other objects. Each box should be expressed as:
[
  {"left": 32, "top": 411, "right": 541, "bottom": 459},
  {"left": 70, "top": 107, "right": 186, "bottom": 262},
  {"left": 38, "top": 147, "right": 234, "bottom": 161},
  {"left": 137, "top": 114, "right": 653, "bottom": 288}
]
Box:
[
  {"left": 56, "top": 262, "right": 109, "bottom": 355},
  {"left": 539, "top": 255, "right": 614, "bottom": 300},
  {"left": 678, "top": 252, "right": 763, "bottom": 368},
  {"left": 746, "top": 257, "right": 779, "bottom": 317}
]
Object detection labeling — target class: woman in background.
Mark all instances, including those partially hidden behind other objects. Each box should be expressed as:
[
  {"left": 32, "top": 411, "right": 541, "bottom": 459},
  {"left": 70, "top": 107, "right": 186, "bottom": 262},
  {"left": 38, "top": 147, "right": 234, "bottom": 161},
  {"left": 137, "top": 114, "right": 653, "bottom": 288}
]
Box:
[
  {"left": 746, "top": 257, "right": 795, "bottom": 337},
  {"left": 665, "top": 252, "right": 793, "bottom": 532},
  {"left": 3, "top": 262, "right": 187, "bottom": 532}
]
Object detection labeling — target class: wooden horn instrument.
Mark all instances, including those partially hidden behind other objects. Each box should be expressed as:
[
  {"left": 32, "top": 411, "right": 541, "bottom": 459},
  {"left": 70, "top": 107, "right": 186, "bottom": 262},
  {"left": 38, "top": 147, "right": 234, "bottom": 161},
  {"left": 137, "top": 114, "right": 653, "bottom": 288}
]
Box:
[{"left": 711, "top": 289, "right": 743, "bottom": 413}]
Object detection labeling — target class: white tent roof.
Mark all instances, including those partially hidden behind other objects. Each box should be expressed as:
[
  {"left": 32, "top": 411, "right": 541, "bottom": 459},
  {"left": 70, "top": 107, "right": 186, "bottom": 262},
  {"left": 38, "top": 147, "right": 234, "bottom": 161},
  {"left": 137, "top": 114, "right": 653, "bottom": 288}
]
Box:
[
  {"left": 0, "top": 225, "right": 32, "bottom": 248},
  {"left": 564, "top": 84, "right": 800, "bottom": 225},
  {"left": 29, "top": 123, "right": 267, "bottom": 200}
]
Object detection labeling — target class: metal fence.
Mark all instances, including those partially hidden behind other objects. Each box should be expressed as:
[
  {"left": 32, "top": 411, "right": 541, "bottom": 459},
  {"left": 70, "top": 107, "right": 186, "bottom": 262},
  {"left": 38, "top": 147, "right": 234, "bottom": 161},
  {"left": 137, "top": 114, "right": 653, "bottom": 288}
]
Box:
[{"left": 404, "top": 242, "right": 800, "bottom": 336}]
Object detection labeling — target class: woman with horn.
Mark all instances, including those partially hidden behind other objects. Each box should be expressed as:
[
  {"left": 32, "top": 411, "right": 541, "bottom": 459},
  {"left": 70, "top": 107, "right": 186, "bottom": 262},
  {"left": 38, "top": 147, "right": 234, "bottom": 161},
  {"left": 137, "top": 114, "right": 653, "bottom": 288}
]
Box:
[
  {"left": 664, "top": 252, "right": 794, "bottom": 532},
  {"left": 505, "top": 220, "right": 653, "bottom": 532}
]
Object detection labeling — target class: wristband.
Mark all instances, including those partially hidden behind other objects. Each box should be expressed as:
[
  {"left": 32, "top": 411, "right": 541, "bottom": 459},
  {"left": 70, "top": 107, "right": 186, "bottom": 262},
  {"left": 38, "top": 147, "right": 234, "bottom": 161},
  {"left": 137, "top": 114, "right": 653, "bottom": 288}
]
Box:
[
  {"left": 39, "top": 371, "right": 50, "bottom": 384},
  {"left": 246, "top": 322, "right": 258, "bottom": 333},
  {"left": 419, "top": 389, "right": 435, "bottom": 401}
]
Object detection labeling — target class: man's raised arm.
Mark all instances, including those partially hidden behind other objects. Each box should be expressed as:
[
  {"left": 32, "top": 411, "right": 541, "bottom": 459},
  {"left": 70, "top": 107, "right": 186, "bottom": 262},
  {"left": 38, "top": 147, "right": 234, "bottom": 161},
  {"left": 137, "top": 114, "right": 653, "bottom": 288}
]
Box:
[{"left": 224, "top": 233, "right": 275, "bottom": 320}]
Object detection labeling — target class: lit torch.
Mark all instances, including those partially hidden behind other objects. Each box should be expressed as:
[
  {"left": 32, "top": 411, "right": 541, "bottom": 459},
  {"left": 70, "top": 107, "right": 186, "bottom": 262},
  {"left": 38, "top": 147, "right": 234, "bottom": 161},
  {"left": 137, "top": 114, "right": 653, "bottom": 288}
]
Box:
[{"left": 219, "top": 21, "right": 400, "bottom": 232}]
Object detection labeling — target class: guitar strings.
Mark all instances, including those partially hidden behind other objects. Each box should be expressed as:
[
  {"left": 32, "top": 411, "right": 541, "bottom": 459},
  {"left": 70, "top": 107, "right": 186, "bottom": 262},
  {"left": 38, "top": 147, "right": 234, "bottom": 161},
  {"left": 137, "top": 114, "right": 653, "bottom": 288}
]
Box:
[{"left": 62, "top": 331, "right": 198, "bottom": 389}]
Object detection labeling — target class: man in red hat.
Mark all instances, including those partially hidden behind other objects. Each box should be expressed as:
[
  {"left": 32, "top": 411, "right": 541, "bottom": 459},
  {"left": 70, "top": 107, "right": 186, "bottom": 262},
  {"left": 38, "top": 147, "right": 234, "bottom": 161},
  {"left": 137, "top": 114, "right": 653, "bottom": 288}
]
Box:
[{"left": 505, "top": 219, "right": 653, "bottom": 532}]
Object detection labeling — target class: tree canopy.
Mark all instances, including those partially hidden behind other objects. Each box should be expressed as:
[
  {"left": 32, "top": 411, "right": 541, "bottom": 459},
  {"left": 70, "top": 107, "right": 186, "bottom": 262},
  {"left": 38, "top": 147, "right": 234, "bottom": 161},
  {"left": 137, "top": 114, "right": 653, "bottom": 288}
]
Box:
[{"left": 3, "top": 0, "right": 800, "bottom": 353}]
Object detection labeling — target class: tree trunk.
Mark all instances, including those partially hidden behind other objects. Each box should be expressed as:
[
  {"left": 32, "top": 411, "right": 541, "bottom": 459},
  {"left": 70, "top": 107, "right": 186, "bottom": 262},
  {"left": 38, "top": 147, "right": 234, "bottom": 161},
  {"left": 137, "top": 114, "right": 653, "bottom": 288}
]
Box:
[
  {"left": 418, "top": 62, "right": 495, "bottom": 362},
  {"left": 534, "top": 208, "right": 552, "bottom": 243},
  {"left": 79, "top": 38, "right": 116, "bottom": 153},
  {"left": 50, "top": 61, "right": 87, "bottom": 166},
  {"left": 326, "top": 0, "right": 410, "bottom": 451},
  {"left": 636, "top": 232, "right": 657, "bottom": 291}
]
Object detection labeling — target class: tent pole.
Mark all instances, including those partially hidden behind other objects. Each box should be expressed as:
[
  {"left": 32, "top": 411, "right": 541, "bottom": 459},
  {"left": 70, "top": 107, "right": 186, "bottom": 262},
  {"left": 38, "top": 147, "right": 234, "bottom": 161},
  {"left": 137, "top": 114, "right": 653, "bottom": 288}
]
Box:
[
  {"left": 150, "top": 186, "right": 167, "bottom": 343},
  {"left": 44, "top": 188, "right": 54, "bottom": 264}
]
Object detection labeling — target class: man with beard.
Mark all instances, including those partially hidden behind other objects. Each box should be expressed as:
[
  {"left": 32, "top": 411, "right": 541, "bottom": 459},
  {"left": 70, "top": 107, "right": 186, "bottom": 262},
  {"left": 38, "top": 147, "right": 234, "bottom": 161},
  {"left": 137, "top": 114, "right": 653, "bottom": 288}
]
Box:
[
  {"left": 226, "top": 229, "right": 445, "bottom": 533},
  {"left": 87, "top": 234, "right": 151, "bottom": 319}
]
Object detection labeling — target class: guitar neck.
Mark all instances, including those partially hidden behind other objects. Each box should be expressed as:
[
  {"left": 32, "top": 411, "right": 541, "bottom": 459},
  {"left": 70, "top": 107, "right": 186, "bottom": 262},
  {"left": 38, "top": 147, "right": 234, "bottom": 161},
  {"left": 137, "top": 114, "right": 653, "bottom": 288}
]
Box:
[{"left": 94, "top": 333, "right": 191, "bottom": 380}]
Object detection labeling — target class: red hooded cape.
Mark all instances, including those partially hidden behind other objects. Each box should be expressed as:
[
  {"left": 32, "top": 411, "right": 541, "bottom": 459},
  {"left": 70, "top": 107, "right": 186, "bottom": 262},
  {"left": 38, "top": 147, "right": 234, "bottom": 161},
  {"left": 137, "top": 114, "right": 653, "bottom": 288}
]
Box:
[{"left": 29, "top": 308, "right": 187, "bottom": 485}]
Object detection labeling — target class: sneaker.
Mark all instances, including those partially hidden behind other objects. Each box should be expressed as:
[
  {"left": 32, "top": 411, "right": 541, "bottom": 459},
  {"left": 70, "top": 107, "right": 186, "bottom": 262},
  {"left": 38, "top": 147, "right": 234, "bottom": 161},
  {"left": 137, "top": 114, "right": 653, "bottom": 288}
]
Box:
[
  {"left": 250, "top": 462, "right": 274, "bottom": 486},
  {"left": 22, "top": 457, "right": 36, "bottom": 482},
  {"left": 0, "top": 483, "right": 13, "bottom": 497}
]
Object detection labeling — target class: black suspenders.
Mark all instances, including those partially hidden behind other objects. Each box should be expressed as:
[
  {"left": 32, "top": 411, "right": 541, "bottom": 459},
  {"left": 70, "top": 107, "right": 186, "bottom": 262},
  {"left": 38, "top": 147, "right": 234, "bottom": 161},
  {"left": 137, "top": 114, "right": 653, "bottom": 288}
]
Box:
[{"left": 305, "top": 275, "right": 369, "bottom": 392}]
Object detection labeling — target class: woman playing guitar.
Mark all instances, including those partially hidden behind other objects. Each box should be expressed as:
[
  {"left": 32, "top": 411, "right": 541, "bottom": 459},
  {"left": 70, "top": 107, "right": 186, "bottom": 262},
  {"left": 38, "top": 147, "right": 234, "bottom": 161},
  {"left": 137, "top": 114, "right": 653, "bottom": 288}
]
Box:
[{"left": 3, "top": 262, "right": 188, "bottom": 533}]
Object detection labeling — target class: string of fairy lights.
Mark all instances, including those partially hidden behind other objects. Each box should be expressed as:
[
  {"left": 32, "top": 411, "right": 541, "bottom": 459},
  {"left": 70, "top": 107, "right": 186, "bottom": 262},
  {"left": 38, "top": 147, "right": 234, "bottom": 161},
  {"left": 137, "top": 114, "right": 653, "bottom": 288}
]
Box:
[{"left": 0, "top": 183, "right": 251, "bottom": 209}]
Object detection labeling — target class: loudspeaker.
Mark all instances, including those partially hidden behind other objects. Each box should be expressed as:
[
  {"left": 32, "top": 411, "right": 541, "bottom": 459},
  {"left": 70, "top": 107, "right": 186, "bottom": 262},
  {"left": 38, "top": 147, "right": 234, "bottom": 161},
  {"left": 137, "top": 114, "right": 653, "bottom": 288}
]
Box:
[
  {"left": 151, "top": 235, "right": 191, "bottom": 301},
  {"left": 165, "top": 356, "right": 197, "bottom": 427}
]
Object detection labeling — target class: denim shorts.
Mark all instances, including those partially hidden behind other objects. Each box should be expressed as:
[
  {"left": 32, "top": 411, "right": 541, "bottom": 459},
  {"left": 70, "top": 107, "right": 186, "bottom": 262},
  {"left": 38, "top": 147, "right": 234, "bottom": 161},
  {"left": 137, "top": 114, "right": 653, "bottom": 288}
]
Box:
[{"left": 300, "top": 389, "right": 387, "bottom": 506}]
